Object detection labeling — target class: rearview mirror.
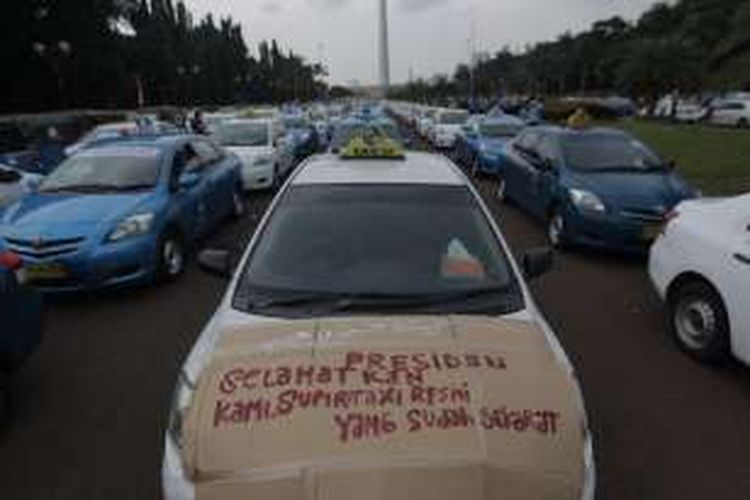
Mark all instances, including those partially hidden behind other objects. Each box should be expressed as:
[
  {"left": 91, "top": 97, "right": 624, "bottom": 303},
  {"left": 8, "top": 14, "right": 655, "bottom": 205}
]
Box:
[
  {"left": 522, "top": 247, "right": 555, "bottom": 281},
  {"left": 197, "top": 249, "right": 231, "bottom": 279}
]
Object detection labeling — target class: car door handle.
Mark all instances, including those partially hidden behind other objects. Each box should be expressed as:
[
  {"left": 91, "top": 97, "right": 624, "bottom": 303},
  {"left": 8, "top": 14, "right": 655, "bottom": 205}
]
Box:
[{"left": 734, "top": 253, "right": 750, "bottom": 265}]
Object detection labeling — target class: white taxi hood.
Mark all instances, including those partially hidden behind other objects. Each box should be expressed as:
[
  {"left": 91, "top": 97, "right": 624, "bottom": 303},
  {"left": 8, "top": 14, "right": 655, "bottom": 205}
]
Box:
[{"left": 183, "top": 316, "right": 586, "bottom": 500}]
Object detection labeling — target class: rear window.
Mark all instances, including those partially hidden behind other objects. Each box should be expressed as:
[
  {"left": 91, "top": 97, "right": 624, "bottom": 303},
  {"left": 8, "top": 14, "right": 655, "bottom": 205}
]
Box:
[
  {"left": 440, "top": 112, "right": 469, "bottom": 124},
  {"left": 233, "top": 185, "right": 523, "bottom": 317}
]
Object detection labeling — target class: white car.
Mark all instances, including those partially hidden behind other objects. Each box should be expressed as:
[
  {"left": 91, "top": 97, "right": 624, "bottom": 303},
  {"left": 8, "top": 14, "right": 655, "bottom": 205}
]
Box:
[
  {"left": 162, "top": 142, "right": 595, "bottom": 500},
  {"left": 706, "top": 99, "right": 750, "bottom": 128},
  {"left": 213, "top": 119, "right": 277, "bottom": 191},
  {"left": 649, "top": 194, "right": 750, "bottom": 364},
  {"left": 430, "top": 109, "right": 470, "bottom": 149},
  {"left": 674, "top": 101, "right": 707, "bottom": 123}
]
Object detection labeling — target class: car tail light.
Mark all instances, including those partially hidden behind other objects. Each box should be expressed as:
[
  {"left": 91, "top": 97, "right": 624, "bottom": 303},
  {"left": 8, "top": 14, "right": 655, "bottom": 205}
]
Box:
[{"left": 0, "top": 251, "right": 22, "bottom": 270}]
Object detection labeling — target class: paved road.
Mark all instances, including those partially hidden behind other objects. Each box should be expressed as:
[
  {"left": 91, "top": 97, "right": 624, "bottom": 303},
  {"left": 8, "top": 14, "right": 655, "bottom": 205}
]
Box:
[{"left": 1, "top": 146, "right": 750, "bottom": 499}]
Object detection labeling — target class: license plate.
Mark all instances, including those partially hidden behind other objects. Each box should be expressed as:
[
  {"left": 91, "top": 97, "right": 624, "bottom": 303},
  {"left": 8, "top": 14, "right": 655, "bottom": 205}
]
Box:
[
  {"left": 25, "top": 262, "right": 68, "bottom": 281},
  {"left": 642, "top": 224, "right": 662, "bottom": 241}
]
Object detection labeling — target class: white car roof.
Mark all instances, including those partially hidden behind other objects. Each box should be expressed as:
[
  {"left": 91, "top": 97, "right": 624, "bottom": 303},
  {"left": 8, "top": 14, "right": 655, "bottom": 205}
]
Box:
[{"left": 292, "top": 151, "right": 466, "bottom": 186}]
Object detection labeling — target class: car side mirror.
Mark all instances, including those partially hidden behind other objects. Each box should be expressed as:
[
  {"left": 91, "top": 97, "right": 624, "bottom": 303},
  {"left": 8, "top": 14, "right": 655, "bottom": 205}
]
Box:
[
  {"left": 197, "top": 249, "right": 231, "bottom": 279},
  {"left": 522, "top": 247, "right": 555, "bottom": 281},
  {"left": 178, "top": 171, "right": 201, "bottom": 190}
]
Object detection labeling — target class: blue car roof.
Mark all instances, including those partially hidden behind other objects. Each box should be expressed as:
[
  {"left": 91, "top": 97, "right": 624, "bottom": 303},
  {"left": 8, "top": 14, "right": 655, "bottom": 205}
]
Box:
[{"left": 81, "top": 133, "right": 191, "bottom": 151}]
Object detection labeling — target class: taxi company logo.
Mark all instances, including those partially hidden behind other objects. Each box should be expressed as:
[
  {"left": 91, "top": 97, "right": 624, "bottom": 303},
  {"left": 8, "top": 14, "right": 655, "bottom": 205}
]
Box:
[{"left": 32, "top": 236, "right": 45, "bottom": 249}]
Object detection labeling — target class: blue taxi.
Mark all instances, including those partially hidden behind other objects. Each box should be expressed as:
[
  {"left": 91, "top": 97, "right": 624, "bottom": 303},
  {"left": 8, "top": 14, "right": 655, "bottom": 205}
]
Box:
[
  {"left": 499, "top": 126, "right": 696, "bottom": 252},
  {"left": 0, "top": 136, "right": 244, "bottom": 291}
]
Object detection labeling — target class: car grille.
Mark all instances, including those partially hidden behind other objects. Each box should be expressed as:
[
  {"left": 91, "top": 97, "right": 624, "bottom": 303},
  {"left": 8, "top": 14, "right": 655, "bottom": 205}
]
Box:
[
  {"left": 620, "top": 208, "right": 665, "bottom": 223},
  {"left": 5, "top": 236, "right": 85, "bottom": 259}
]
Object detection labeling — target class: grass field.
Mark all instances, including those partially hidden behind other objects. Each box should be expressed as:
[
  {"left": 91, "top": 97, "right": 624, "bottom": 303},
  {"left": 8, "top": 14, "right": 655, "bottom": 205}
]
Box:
[{"left": 614, "top": 119, "right": 750, "bottom": 196}]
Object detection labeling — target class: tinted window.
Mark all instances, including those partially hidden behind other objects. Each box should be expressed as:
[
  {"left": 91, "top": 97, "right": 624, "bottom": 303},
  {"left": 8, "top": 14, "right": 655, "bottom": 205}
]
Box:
[
  {"left": 39, "top": 148, "right": 161, "bottom": 192},
  {"left": 561, "top": 133, "right": 663, "bottom": 171},
  {"left": 233, "top": 185, "right": 522, "bottom": 317},
  {"left": 439, "top": 111, "right": 469, "bottom": 124},
  {"left": 215, "top": 122, "right": 270, "bottom": 147},
  {"left": 480, "top": 123, "right": 523, "bottom": 138}
]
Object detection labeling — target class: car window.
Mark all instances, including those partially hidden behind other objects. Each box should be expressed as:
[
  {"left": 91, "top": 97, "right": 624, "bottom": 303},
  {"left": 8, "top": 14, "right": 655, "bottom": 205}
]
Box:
[
  {"left": 39, "top": 147, "right": 161, "bottom": 192},
  {"left": 233, "top": 184, "right": 523, "bottom": 317},
  {"left": 516, "top": 130, "right": 540, "bottom": 151},
  {"left": 215, "top": 122, "right": 270, "bottom": 147},
  {"left": 537, "top": 136, "right": 558, "bottom": 163},
  {"left": 480, "top": 123, "right": 523, "bottom": 138},
  {"left": 191, "top": 140, "right": 221, "bottom": 165},
  {"left": 561, "top": 133, "right": 664, "bottom": 171}
]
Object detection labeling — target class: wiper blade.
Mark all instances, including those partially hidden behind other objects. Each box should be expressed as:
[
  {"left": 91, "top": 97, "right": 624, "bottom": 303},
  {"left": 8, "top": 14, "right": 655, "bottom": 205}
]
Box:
[{"left": 248, "top": 285, "right": 514, "bottom": 313}]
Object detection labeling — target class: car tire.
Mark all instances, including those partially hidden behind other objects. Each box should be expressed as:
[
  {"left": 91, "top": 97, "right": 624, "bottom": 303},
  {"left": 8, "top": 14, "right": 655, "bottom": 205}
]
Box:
[
  {"left": 230, "top": 187, "right": 246, "bottom": 220},
  {"left": 546, "top": 208, "right": 568, "bottom": 249},
  {"left": 156, "top": 230, "right": 186, "bottom": 283},
  {"left": 667, "top": 280, "right": 730, "bottom": 363},
  {"left": 738, "top": 118, "right": 749, "bottom": 129}
]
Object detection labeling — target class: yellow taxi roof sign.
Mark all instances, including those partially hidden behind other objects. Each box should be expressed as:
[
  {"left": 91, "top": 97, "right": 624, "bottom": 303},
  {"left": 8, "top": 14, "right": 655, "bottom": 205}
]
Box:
[{"left": 340, "top": 132, "right": 405, "bottom": 160}]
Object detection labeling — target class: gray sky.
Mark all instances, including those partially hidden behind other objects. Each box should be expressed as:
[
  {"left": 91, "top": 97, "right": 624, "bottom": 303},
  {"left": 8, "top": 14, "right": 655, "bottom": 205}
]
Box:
[{"left": 184, "top": 0, "right": 658, "bottom": 85}]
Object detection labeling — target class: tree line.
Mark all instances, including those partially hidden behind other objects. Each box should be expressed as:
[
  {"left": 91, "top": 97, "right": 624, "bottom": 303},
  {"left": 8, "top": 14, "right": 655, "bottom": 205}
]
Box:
[
  {"left": 392, "top": 0, "right": 750, "bottom": 103},
  {"left": 0, "top": 0, "right": 325, "bottom": 114}
]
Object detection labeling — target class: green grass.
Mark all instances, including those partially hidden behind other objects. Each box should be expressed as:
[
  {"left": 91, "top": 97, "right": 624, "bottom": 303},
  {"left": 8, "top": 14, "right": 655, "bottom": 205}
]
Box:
[{"left": 613, "top": 119, "right": 750, "bottom": 196}]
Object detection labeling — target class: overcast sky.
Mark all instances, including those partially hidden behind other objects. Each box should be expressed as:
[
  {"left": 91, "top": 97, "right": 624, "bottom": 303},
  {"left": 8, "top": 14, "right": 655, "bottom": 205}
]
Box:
[{"left": 184, "top": 0, "right": 659, "bottom": 85}]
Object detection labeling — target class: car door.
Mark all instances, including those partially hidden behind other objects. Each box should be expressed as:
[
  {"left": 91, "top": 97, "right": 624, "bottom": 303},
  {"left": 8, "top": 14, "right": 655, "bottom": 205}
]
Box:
[
  {"left": 527, "top": 135, "right": 560, "bottom": 218},
  {"left": 503, "top": 130, "right": 541, "bottom": 211},
  {"left": 191, "top": 139, "right": 231, "bottom": 224},
  {"left": 170, "top": 143, "right": 210, "bottom": 238},
  {"left": 725, "top": 224, "right": 750, "bottom": 362}
]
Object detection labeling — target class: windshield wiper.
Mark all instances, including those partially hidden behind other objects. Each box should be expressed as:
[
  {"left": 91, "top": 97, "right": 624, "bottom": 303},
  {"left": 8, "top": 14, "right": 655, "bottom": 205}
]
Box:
[{"left": 246, "top": 285, "right": 517, "bottom": 314}]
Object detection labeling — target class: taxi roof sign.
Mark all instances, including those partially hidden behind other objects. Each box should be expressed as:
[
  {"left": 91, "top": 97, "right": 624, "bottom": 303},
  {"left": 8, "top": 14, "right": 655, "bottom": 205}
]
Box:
[{"left": 340, "top": 132, "right": 405, "bottom": 160}]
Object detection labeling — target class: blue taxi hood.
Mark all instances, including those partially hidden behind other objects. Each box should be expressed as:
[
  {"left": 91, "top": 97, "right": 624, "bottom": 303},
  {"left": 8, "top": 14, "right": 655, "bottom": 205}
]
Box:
[
  {"left": 0, "top": 191, "right": 154, "bottom": 240},
  {"left": 565, "top": 168, "right": 694, "bottom": 208}
]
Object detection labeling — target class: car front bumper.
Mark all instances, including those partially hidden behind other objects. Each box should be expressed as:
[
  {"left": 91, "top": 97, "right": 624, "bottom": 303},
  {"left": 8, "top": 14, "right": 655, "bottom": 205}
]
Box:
[
  {"left": 564, "top": 207, "right": 664, "bottom": 253},
  {"left": 6, "top": 234, "right": 157, "bottom": 293},
  {"left": 241, "top": 164, "right": 275, "bottom": 191}
]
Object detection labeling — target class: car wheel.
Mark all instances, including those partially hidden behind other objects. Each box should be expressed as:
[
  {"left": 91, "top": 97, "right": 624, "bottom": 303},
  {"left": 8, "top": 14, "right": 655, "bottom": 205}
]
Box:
[
  {"left": 668, "top": 280, "right": 730, "bottom": 362},
  {"left": 156, "top": 230, "right": 186, "bottom": 282},
  {"left": 231, "top": 188, "right": 246, "bottom": 220},
  {"left": 546, "top": 209, "right": 567, "bottom": 249},
  {"left": 738, "top": 118, "right": 749, "bottom": 129}
]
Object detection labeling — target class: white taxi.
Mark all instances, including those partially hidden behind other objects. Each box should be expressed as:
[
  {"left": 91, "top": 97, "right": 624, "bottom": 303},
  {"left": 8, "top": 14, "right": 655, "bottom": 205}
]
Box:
[
  {"left": 649, "top": 194, "right": 750, "bottom": 364},
  {"left": 213, "top": 118, "right": 277, "bottom": 190},
  {"left": 162, "top": 137, "right": 595, "bottom": 500}
]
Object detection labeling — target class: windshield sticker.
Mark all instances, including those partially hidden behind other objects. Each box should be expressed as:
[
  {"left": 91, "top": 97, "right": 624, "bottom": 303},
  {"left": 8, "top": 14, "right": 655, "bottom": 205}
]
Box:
[{"left": 441, "top": 239, "right": 485, "bottom": 279}]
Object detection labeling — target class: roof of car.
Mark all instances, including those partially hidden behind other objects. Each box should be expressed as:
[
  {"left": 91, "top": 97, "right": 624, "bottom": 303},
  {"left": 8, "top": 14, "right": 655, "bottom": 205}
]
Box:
[{"left": 292, "top": 151, "right": 466, "bottom": 186}]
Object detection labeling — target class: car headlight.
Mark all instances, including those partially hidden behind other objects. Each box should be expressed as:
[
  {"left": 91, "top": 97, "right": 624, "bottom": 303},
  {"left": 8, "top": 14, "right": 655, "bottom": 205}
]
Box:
[
  {"left": 569, "top": 189, "right": 606, "bottom": 213},
  {"left": 168, "top": 372, "right": 195, "bottom": 450},
  {"left": 107, "top": 212, "right": 154, "bottom": 242}
]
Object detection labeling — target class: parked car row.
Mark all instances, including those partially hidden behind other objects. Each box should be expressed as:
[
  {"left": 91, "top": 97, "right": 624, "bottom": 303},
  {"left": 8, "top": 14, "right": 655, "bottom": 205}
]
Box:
[
  {"left": 390, "top": 99, "right": 750, "bottom": 384},
  {"left": 651, "top": 94, "right": 750, "bottom": 128}
]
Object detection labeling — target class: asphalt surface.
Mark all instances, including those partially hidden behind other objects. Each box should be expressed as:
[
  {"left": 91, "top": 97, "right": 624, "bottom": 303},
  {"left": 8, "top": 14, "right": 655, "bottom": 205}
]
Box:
[{"left": 2, "top": 131, "right": 750, "bottom": 499}]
